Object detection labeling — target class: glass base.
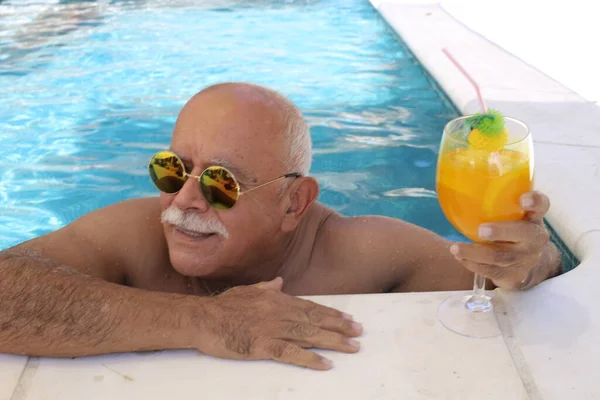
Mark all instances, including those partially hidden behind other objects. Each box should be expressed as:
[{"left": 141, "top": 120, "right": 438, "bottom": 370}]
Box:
[{"left": 437, "top": 293, "right": 502, "bottom": 338}]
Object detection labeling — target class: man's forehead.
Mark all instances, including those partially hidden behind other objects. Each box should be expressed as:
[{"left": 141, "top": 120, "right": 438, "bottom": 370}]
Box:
[
  {"left": 175, "top": 89, "right": 286, "bottom": 142},
  {"left": 170, "top": 123, "right": 284, "bottom": 179}
]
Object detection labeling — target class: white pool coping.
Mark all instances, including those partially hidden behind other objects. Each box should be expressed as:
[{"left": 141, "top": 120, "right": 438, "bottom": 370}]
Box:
[{"left": 3, "top": 2, "right": 600, "bottom": 399}]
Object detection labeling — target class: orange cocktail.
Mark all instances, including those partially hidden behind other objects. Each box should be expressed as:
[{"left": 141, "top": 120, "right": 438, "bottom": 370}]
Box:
[
  {"left": 437, "top": 148, "right": 532, "bottom": 242},
  {"left": 436, "top": 112, "right": 533, "bottom": 242},
  {"left": 434, "top": 111, "right": 534, "bottom": 338}
]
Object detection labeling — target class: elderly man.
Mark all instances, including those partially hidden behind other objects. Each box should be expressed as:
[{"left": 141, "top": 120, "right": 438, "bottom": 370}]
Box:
[{"left": 0, "top": 82, "right": 561, "bottom": 371}]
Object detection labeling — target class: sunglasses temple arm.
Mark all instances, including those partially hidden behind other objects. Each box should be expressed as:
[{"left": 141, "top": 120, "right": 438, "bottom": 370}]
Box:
[{"left": 239, "top": 175, "right": 289, "bottom": 196}]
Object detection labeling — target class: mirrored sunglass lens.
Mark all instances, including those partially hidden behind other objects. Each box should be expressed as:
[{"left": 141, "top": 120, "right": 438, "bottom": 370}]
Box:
[
  {"left": 200, "top": 167, "right": 240, "bottom": 210},
  {"left": 149, "top": 151, "right": 186, "bottom": 193}
]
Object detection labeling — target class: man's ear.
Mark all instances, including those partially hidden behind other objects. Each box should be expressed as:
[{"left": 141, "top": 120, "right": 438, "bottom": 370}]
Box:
[{"left": 280, "top": 177, "right": 319, "bottom": 233}]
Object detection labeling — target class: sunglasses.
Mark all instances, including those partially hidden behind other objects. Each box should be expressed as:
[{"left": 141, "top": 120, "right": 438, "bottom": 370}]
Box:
[{"left": 148, "top": 150, "right": 301, "bottom": 210}]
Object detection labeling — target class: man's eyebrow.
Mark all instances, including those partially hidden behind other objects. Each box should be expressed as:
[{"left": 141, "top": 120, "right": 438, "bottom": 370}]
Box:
[{"left": 209, "top": 157, "right": 255, "bottom": 183}]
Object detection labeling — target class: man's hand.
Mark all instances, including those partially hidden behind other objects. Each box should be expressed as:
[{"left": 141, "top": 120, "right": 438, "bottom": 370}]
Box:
[
  {"left": 449, "top": 191, "right": 561, "bottom": 290},
  {"left": 190, "top": 277, "right": 363, "bottom": 371}
]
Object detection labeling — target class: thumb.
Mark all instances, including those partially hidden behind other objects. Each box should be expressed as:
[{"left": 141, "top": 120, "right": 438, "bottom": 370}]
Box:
[{"left": 253, "top": 276, "right": 284, "bottom": 291}]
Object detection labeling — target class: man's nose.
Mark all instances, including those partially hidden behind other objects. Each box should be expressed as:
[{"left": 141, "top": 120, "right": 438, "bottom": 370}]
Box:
[{"left": 172, "top": 175, "right": 210, "bottom": 213}]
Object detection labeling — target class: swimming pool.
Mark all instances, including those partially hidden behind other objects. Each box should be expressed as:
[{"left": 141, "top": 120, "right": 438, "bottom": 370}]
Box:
[
  {"left": 0, "top": 0, "right": 579, "bottom": 275},
  {"left": 1, "top": 0, "right": 468, "bottom": 250}
]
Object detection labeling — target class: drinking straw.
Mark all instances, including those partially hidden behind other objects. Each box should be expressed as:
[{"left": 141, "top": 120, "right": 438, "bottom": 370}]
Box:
[{"left": 442, "top": 48, "right": 486, "bottom": 113}]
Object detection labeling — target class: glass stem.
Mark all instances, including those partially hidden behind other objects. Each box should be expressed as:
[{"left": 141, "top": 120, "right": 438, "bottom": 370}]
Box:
[{"left": 465, "top": 273, "right": 492, "bottom": 312}]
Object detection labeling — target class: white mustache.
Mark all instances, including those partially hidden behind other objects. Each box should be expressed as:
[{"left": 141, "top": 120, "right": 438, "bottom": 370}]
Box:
[{"left": 161, "top": 206, "right": 229, "bottom": 238}]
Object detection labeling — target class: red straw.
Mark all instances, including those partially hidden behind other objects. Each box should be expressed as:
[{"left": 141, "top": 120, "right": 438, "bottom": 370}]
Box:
[{"left": 442, "top": 48, "right": 486, "bottom": 113}]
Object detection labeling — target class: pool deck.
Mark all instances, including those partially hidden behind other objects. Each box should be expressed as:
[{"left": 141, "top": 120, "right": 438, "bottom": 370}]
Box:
[{"left": 2, "top": 2, "right": 599, "bottom": 399}]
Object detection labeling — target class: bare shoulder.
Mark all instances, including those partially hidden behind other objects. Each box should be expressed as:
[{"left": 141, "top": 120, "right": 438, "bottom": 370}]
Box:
[
  {"left": 315, "top": 211, "right": 472, "bottom": 292},
  {"left": 1, "top": 197, "right": 167, "bottom": 285},
  {"left": 322, "top": 212, "right": 447, "bottom": 259},
  {"left": 320, "top": 213, "right": 444, "bottom": 267}
]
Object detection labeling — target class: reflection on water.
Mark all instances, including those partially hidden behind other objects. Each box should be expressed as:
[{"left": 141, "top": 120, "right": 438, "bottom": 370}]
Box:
[
  {"left": 0, "top": 0, "right": 461, "bottom": 250},
  {"left": 0, "top": 0, "right": 105, "bottom": 67}
]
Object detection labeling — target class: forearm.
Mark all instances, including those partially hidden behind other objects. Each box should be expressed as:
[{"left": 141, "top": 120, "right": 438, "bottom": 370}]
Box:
[{"left": 0, "top": 254, "right": 202, "bottom": 357}]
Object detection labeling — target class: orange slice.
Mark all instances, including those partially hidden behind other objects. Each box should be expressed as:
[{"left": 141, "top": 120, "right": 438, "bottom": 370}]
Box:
[{"left": 482, "top": 164, "right": 531, "bottom": 220}]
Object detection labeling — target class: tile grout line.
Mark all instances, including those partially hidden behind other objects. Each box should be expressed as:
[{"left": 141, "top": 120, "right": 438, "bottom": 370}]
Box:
[
  {"left": 7, "top": 358, "right": 30, "bottom": 400},
  {"left": 494, "top": 296, "right": 544, "bottom": 400},
  {"left": 10, "top": 358, "right": 38, "bottom": 400}
]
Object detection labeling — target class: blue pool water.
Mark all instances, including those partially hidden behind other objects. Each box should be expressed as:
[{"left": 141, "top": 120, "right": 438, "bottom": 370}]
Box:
[{"left": 0, "top": 0, "right": 465, "bottom": 250}]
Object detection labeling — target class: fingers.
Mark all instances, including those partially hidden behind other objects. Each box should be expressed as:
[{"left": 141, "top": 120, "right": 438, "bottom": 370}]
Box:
[
  {"left": 289, "top": 340, "right": 313, "bottom": 349},
  {"left": 215, "top": 282, "right": 364, "bottom": 371},
  {"left": 451, "top": 243, "right": 523, "bottom": 267},
  {"left": 520, "top": 191, "right": 550, "bottom": 223},
  {"left": 257, "top": 282, "right": 359, "bottom": 327},
  {"left": 310, "top": 315, "right": 363, "bottom": 337},
  {"left": 290, "top": 302, "right": 362, "bottom": 336},
  {"left": 276, "top": 322, "right": 361, "bottom": 353},
  {"left": 264, "top": 340, "right": 334, "bottom": 371},
  {"left": 459, "top": 259, "right": 530, "bottom": 289},
  {"left": 253, "top": 276, "right": 284, "bottom": 291},
  {"left": 291, "top": 296, "right": 352, "bottom": 320},
  {"left": 477, "top": 221, "right": 549, "bottom": 247},
  {"left": 450, "top": 241, "right": 542, "bottom": 289}
]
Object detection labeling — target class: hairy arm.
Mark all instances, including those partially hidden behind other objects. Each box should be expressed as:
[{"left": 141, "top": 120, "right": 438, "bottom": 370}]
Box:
[
  {"left": 0, "top": 252, "right": 198, "bottom": 357},
  {"left": 0, "top": 247, "right": 361, "bottom": 370}
]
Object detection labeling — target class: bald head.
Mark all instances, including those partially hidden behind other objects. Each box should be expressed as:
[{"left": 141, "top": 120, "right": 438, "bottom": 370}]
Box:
[
  {"left": 179, "top": 82, "right": 312, "bottom": 175},
  {"left": 163, "top": 83, "right": 319, "bottom": 279}
]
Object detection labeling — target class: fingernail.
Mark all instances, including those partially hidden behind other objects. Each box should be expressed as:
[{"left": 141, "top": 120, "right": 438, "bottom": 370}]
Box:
[
  {"left": 347, "top": 339, "right": 361, "bottom": 349},
  {"left": 351, "top": 322, "right": 363, "bottom": 332},
  {"left": 521, "top": 195, "right": 534, "bottom": 209},
  {"left": 449, "top": 244, "right": 459, "bottom": 256},
  {"left": 478, "top": 226, "right": 492, "bottom": 239},
  {"left": 322, "top": 358, "right": 334, "bottom": 368},
  {"left": 342, "top": 313, "right": 354, "bottom": 321}
]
